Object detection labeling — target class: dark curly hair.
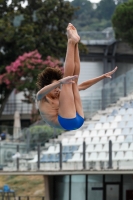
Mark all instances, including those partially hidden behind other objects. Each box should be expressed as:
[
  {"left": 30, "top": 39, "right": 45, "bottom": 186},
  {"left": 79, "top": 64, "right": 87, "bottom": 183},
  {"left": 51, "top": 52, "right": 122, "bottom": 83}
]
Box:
[{"left": 36, "top": 67, "right": 63, "bottom": 90}]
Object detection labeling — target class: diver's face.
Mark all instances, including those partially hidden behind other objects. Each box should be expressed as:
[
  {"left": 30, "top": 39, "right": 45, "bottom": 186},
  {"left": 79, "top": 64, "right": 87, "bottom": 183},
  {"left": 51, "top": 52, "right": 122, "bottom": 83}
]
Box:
[{"left": 48, "top": 80, "right": 60, "bottom": 98}]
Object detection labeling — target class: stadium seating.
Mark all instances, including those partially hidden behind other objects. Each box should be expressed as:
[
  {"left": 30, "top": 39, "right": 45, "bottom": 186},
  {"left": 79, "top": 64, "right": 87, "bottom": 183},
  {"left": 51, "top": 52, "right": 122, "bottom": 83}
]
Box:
[{"left": 38, "top": 96, "right": 133, "bottom": 171}]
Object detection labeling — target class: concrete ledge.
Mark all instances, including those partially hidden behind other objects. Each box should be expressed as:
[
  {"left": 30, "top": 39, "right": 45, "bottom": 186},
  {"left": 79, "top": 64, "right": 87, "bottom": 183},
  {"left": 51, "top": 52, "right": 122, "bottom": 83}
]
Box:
[{"left": 0, "top": 169, "right": 133, "bottom": 175}]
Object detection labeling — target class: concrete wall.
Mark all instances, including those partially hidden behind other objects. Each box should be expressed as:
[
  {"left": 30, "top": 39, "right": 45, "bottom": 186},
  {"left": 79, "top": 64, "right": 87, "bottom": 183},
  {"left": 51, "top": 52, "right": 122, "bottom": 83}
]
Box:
[
  {"left": 79, "top": 61, "right": 104, "bottom": 98},
  {"left": 44, "top": 175, "right": 54, "bottom": 200},
  {"left": 115, "top": 63, "right": 133, "bottom": 77}
]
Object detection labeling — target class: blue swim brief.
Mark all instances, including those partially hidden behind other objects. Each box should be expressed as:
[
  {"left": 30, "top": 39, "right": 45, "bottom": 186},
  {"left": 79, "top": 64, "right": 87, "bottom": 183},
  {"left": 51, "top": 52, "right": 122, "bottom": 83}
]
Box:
[{"left": 58, "top": 112, "right": 84, "bottom": 131}]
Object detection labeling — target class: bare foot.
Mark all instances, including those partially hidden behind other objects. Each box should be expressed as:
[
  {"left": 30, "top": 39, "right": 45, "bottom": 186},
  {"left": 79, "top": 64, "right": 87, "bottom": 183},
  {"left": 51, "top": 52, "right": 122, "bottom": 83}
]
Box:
[{"left": 66, "top": 23, "right": 80, "bottom": 43}]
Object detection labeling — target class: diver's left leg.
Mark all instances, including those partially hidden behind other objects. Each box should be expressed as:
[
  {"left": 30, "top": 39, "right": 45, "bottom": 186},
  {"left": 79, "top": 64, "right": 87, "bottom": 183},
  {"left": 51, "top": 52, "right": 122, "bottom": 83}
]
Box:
[{"left": 72, "top": 42, "right": 84, "bottom": 118}]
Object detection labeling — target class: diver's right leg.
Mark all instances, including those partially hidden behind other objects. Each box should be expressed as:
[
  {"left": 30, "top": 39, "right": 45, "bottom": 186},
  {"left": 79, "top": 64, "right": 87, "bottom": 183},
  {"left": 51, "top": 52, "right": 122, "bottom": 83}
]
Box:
[
  {"left": 58, "top": 24, "right": 79, "bottom": 118},
  {"left": 66, "top": 24, "right": 84, "bottom": 118}
]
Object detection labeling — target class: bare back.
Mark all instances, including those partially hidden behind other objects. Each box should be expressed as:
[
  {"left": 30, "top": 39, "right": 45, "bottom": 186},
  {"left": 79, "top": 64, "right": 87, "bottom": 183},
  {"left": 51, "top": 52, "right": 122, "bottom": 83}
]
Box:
[{"left": 37, "top": 96, "right": 62, "bottom": 128}]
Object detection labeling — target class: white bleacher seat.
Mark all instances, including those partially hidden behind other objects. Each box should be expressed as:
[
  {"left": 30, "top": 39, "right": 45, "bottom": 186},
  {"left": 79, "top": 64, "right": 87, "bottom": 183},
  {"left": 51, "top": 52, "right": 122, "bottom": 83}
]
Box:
[
  {"left": 113, "top": 152, "right": 124, "bottom": 160},
  {"left": 130, "top": 115, "right": 133, "bottom": 120},
  {"left": 86, "top": 152, "right": 98, "bottom": 161},
  {"left": 112, "top": 152, "right": 116, "bottom": 160},
  {"left": 102, "top": 122, "right": 110, "bottom": 130},
  {"left": 98, "top": 130, "right": 105, "bottom": 137},
  {"left": 119, "top": 108, "right": 126, "bottom": 115},
  {"left": 130, "top": 128, "right": 133, "bottom": 134},
  {"left": 125, "top": 135, "right": 133, "bottom": 142},
  {"left": 100, "top": 136, "right": 108, "bottom": 143},
  {"left": 129, "top": 143, "right": 133, "bottom": 150},
  {"left": 28, "top": 155, "right": 38, "bottom": 163},
  {"left": 97, "top": 152, "right": 108, "bottom": 161},
  {"left": 76, "top": 145, "right": 83, "bottom": 153},
  {"left": 122, "top": 128, "right": 130, "bottom": 135},
  {"left": 85, "top": 153, "right": 90, "bottom": 161},
  {"left": 124, "top": 151, "right": 133, "bottom": 160},
  {"left": 76, "top": 138, "right": 84, "bottom": 145},
  {"left": 106, "top": 116, "right": 114, "bottom": 122},
  {"left": 86, "top": 144, "right": 94, "bottom": 152},
  {"left": 106, "top": 129, "right": 113, "bottom": 136},
  {"left": 92, "top": 137, "right": 100, "bottom": 144},
  {"left": 112, "top": 143, "right": 120, "bottom": 151},
  {"left": 90, "top": 130, "right": 98, "bottom": 137},
  {"left": 55, "top": 145, "right": 60, "bottom": 153},
  {"left": 109, "top": 136, "right": 116, "bottom": 142},
  {"left": 120, "top": 143, "right": 129, "bottom": 151},
  {"left": 110, "top": 122, "right": 117, "bottom": 129},
  {"left": 85, "top": 137, "right": 91, "bottom": 144},
  {"left": 117, "top": 135, "right": 124, "bottom": 142},
  {"left": 62, "top": 138, "right": 69, "bottom": 145},
  {"left": 43, "top": 146, "right": 55, "bottom": 154},
  {"left": 114, "top": 128, "right": 121, "bottom": 135},
  {"left": 103, "top": 143, "right": 109, "bottom": 151},
  {"left": 118, "top": 121, "right": 126, "bottom": 128},
  {"left": 68, "top": 153, "right": 82, "bottom": 162},
  {"left": 126, "top": 121, "right": 133, "bottom": 128},
  {"left": 74, "top": 130, "right": 82, "bottom": 138},
  {"left": 87, "top": 123, "right": 95, "bottom": 130},
  {"left": 110, "top": 109, "right": 118, "bottom": 116},
  {"left": 112, "top": 152, "right": 117, "bottom": 160},
  {"left": 127, "top": 108, "right": 133, "bottom": 114},
  {"left": 82, "top": 130, "right": 90, "bottom": 137},
  {"left": 114, "top": 115, "right": 122, "bottom": 122},
  {"left": 100, "top": 116, "right": 107, "bottom": 123},
  {"left": 123, "top": 102, "right": 131, "bottom": 109},
  {"left": 95, "top": 123, "right": 102, "bottom": 130},
  {"left": 69, "top": 138, "right": 76, "bottom": 144},
  {"left": 122, "top": 114, "right": 130, "bottom": 121},
  {"left": 94, "top": 144, "right": 103, "bottom": 152}
]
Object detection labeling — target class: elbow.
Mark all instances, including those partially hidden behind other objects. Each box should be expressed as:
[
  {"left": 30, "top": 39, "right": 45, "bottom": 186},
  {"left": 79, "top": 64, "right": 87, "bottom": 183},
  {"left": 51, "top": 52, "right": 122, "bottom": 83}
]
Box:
[
  {"left": 36, "top": 92, "right": 43, "bottom": 101},
  {"left": 79, "top": 86, "right": 85, "bottom": 91}
]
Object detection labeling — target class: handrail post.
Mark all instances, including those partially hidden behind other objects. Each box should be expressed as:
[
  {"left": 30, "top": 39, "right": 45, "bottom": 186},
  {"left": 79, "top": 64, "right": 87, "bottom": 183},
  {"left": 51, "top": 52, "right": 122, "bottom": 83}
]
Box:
[
  {"left": 102, "top": 88, "right": 105, "bottom": 110},
  {"left": 17, "top": 145, "right": 19, "bottom": 171},
  {"left": 108, "top": 140, "right": 112, "bottom": 169},
  {"left": 124, "top": 75, "right": 127, "bottom": 97},
  {"left": 59, "top": 142, "right": 62, "bottom": 170},
  {"left": 83, "top": 141, "right": 86, "bottom": 169},
  {"left": 37, "top": 144, "right": 40, "bottom": 170}
]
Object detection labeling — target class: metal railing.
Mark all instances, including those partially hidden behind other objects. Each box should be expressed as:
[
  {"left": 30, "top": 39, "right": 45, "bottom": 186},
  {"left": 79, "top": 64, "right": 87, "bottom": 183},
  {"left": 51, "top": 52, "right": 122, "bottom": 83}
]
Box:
[
  {"left": 0, "top": 134, "right": 133, "bottom": 171},
  {"left": 2, "top": 102, "right": 32, "bottom": 115},
  {"left": 0, "top": 141, "right": 114, "bottom": 171},
  {"left": 0, "top": 196, "right": 45, "bottom": 200},
  {"left": 17, "top": 197, "right": 45, "bottom": 200},
  {"left": 79, "top": 27, "right": 115, "bottom": 45}
]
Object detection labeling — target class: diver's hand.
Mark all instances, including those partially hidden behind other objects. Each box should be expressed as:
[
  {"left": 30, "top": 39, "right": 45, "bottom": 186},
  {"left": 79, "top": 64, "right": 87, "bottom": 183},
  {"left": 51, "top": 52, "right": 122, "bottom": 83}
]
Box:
[
  {"left": 60, "top": 75, "right": 78, "bottom": 84},
  {"left": 104, "top": 67, "right": 118, "bottom": 78}
]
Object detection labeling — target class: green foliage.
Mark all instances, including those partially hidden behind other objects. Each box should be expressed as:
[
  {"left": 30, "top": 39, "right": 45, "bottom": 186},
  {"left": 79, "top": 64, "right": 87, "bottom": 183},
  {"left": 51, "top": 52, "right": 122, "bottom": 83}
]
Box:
[
  {"left": 112, "top": 0, "right": 133, "bottom": 47},
  {"left": 0, "top": 0, "right": 74, "bottom": 64},
  {"left": 96, "top": 0, "right": 116, "bottom": 20},
  {"left": 23, "top": 124, "right": 63, "bottom": 144},
  {"left": 71, "top": 0, "right": 94, "bottom": 31},
  {"left": 0, "top": 0, "right": 77, "bottom": 70},
  {"left": 0, "top": 0, "right": 80, "bottom": 118},
  {"left": 71, "top": 0, "right": 128, "bottom": 31}
]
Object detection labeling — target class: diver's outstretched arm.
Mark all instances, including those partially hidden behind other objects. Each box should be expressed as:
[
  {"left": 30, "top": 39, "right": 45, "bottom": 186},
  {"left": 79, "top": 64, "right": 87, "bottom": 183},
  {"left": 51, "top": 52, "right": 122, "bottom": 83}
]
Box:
[
  {"left": 78, "top": 67, "right": 117, "bottom": 91},
  {"left": 37, "top": 75, "right": 78, "bottom": 100}
]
